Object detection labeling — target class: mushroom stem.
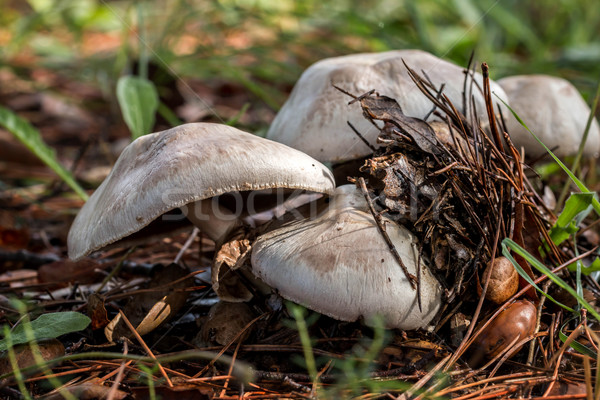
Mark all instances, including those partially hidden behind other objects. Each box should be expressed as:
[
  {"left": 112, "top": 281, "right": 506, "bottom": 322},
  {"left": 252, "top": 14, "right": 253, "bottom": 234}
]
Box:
[{"left": 180, "top": 199, "right": 241, "bottom": 244}]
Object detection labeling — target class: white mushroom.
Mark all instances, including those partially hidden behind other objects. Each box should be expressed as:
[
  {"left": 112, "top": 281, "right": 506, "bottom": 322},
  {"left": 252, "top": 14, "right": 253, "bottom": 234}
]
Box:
[
  {"left": 68, "top": 123, "right": 335, "bottom": 260},
  {"left": 267, "top": 50, "right": 509, "bottom": 163},
  {"left": 251, "top": 185, "right": 442, "bottom": 330},
  {"left": 497, "top": 74, "right": 600, "bottom": 158}
]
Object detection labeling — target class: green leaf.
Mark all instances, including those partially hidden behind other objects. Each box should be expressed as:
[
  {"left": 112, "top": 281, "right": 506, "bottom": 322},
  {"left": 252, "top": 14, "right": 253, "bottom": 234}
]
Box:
[
  {"left": 558, "top": 318, "right": 597, "bottom": 358},
  {"left": 569, "top": 256, "right": 600, "bottom": 275},
  {"left": 0, "top": 312, "right": 90, "bottom": 352},
  {"left": 501, "top": 240, "right": 574, "bottom": 312},
  {"left": 116, "top": 75, "right": 159, "bottom": 139},
  {"left": 0, "top": 106, "right": 88, "bottom": 201},
  {"left": 548, "top": 192, "right": 596, "bottom": 246},
  {"left": 502, "top": 238, "right": 600, "bottom": 322}
]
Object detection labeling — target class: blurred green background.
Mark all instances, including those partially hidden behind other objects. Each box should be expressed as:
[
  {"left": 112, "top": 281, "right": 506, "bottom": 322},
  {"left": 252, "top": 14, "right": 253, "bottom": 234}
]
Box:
[{"left": 1, "top": 0, "right": 599, "bottom": 127}]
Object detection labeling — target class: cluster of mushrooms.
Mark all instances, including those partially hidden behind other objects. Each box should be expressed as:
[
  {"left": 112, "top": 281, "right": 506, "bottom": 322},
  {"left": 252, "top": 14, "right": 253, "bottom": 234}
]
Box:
[{"left": 68, "top": 50, "right": 600, "bottom": 334}]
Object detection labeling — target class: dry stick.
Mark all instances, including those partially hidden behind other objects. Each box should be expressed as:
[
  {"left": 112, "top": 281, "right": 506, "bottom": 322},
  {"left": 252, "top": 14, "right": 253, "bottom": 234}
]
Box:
[
  {"left": 448, "top": 247, "right": 595, "bottom": 392},
  {"left": 451, "top": 385, "right": 519, "bottom": 400},
  {"left": 96, "top": 247, "right": 136, "bottom": 293},
  {"left": 457, "top": 334, "right": 525, "bottom": 387},
  {"left": 435, "top": 371, "right": 543, "bottom": 397},
  {"left": 583, "top": 314, "right": 600, "bottom": 354},
  {"left": 528, "top": 280, "right": 551, "bottom": 365},
  {"left": 25, "top": 365, "right": 105, "bottom": 383},
  {"left": 219, "top": 339, "right": 243, "bottom": 398},
  {"left": 444, "top": 96, "right": 474, "bottom": 164},
  {"left": 403, "top": 62, "right": 459, "bottom": 126},
  {"left": 357, "top": 177, "right": 417, "bottom": 290},
  {"left": 584, "top": 328, "right": 600, "bottom": 400},
  {"left": 462, "top": 51, "right": 475, "bottom": 120},
  {"left": 347, "top": 121, "right": 377, "bottom": 152},
  {"left": 543, "top": 321, "right": 586, "bottom": 397},
  {"left": 174, "top": 227, "right": 200, "bottom": 264},
  {"left": 487, "top": 332, "right": 544, "bottom": 380},
  {"left": 106, "top": 269, "right": 207, "bottom": 302},
  {"left": 448, "top": 179, "right": 492, "bottom": 256},
  {"left": 444, "top": 201, "right": 504, "bottom": 371},
  {"left": 422, "top": 82, "right": 446, "bottom": 121},
  {"left": 481, "top": 63, "right": 503, "bottom": 151},
  {"left": 193, "top": 313, "right": 265, "bottom": 378},
  {"left": 397, "top": 354, "right": 452, "bottom": 400},
  {"left": 117, "top": 309, "right": 173, "bottom": 387},
  {"left": 97, "top": 360, "right": 133, "bottom": 384},
  {"left": 107, "top": 341, "right": 128, "bottom": 400},
  {"left": 583, "top": 355, "right": 593, "bottom": 400}
]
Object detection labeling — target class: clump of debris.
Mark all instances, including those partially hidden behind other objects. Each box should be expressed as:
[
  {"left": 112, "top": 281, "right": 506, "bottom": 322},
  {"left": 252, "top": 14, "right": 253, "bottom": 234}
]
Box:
[{"left": 343, "top": 60, "right": 593, "bottom": 367}]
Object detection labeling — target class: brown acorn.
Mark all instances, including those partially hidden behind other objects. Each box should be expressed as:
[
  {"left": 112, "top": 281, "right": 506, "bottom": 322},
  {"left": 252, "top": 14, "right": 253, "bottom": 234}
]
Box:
[
  {"left": 469, "top": 300, "right": 537, "bottom": 366},
  {"left": 482, "top": 257, "right": 519, "bottom": 304}
]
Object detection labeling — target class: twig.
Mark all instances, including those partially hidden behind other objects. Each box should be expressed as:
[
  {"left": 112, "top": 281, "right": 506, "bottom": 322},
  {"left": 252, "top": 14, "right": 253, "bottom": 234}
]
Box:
[
  {"left": 117, "top": 310, "right": 173, "bottom": 387},
  {"left": 174, "top": 227, "right": 200, "bottom": 264},
  {"left": 397, "top": 354, "right": 451, "bottom": 400},
  {"left": 219, "top": 339, "right": 243, "bottom": 398},
  {"left": 444, "top": 201, "right": 504, "bottom": 371},
  {"left": 357, "top": 177, "right": 416, "bottom": 289},
  {"left": 528, "top": 280, "right": 551, "bottom": 365},
  {"left": 0, "top": 249, "right": 59, "bottom": 267},
  {"left": 106, "top": 341, "right": 128, "bottom": 400},
  {"left": 347, "top": 121, "right": 377, "bottom": 152},
  {"left": 193, "top": 313, "right": 265, "bottom": 378}
]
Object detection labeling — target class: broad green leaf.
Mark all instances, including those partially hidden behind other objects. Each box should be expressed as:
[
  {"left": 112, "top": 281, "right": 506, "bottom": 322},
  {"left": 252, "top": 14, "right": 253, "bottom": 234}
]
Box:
[
  {"left": 0, "top": 312, "right": 90, "bottom": 352},
  {"left": 548, "top": 192, "right": 596, "bottom": 246},
  {"left": 502, "top": 238, "right": 600, "bottom": 322},
  {"left": 568, "top": 256, "right": 600, "bottom": 275},
  {"left": 0, "top": 106, "right": 88, "bottom": 201},
  {"left": 495, "top": 97, "right": 600, "bottom": 216},
  {"left": 116, "top": 75, "right": 159, "bottom": 139}
]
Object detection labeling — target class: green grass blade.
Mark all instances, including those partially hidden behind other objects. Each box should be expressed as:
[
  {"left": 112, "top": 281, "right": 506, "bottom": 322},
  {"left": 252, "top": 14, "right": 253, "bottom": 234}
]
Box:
[
  {"left": 0, "top": 106, "right": 88, "bottom": 201},
  {"left": 3, "top": 326, "right": 32, "bottom": 400},
  {"left": 225, "top": 103, "right": 250, "bottom": 126},
  {"left": 558, "top": 318, "right": 597, "bottom": 358},
  {"left": 501, "top": 240, "right": 574, "bottom": 312},
  {"left": 503, "top": 238, "right": 600, "bottom": 321},
  {"left": 157, "top": 102, "right": 182, "bottom": 127},
  {"left": 287, "top": 302, "right": 318, "bottom": 383},
  {"left": 574, "top": 78, "right": 600, "bottom": 168},
  {"left": 496, "top": 96, "right": 600, "bottom": 216},
  {"left": 557, "top": 78, "right": 600, "bottom": 207}
]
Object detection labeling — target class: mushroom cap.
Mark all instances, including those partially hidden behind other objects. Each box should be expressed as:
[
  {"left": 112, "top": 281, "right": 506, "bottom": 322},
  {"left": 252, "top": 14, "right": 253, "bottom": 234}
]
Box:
[
  {"left": 251, "top": 185, "right": 442, "bottom": 330},
  {"left": 498, "top": 74, "right": 600, "bottom": 158},
  {"left": 68, "top": 123, "right": 335, "bottom": 260},
  {"left": 267, "top": 49, "right": 509, "bottom": 163}
]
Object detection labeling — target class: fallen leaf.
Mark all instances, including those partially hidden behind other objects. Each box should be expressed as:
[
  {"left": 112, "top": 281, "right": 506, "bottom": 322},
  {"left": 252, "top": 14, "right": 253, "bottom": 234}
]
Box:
[
  {"left": 105, "top": 263, "right": 192, "bottom": 342},
  {"left": 0, "top": 338, "right": 65, "bottom": 376}
]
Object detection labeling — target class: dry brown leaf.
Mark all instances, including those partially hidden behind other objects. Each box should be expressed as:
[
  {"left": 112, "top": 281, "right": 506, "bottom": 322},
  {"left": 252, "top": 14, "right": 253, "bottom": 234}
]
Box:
[
  {"left": 0, "top": 338, "right": 65, "bottom": 376},
  {"left": 105, "top": 263, "right": 192, "bottom": 342}
]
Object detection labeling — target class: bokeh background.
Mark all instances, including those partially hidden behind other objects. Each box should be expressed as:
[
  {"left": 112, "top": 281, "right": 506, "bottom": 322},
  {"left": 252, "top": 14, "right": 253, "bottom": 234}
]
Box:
[{"left": 0, "top": 0, "right": 598, "bottom": 144}]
